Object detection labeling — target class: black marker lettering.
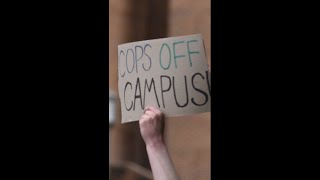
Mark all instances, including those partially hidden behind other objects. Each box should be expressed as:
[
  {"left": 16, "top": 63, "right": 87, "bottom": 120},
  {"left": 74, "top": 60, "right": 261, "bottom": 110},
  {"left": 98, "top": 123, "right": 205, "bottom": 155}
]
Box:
[
  {"left": 143, "top": 78, "right": 160, "bottom": 108},
  {"left": 126, "top": 48, "right": 135, "bottom": 73},
  {"left": 160, "top": 75, "right": 171, "bottom": 108},
  {"left": 206, "top": 70, "right": 211, "bottom": 97},
  {"left": 191, "top": 72, "right": 208, "bottom": 106},
  {"left": 135, "top": 45, "right": 143, "bottom": 73},
  {"left": 133, "top": 78, "right": 143, "bottom": 110},
  {"left": 124, "top": 82, "right": 133, "bottom": 111},
  {"left": 172, "top": 75, "right": 189, "bottom": 108},
  {"left": 119, "top": 50, "right": 125, "bottom": 77},
  {"left": 143, "top": 44, "right": 152, "bottom": 71}
]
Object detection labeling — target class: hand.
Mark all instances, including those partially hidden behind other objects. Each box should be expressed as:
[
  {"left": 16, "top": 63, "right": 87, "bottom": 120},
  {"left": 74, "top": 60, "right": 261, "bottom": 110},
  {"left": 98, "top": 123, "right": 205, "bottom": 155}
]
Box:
[
  {"left": 139, "top": 105, "right": 165, "bottom": 146},
  {"left": 139, "top": 106, "right": 179, "bottom": 180}
]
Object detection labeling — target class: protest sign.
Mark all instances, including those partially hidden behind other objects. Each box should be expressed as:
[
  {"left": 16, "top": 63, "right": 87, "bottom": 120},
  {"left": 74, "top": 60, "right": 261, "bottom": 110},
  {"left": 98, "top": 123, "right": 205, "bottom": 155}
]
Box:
[{"left": 118, "top": 34, "right": 211, "bottom": 123}]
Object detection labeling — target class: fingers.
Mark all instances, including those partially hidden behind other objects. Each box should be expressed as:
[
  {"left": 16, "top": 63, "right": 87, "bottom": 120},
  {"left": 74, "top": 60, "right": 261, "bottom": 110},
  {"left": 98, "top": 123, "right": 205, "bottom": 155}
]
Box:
[
  {"left": 148, "top": 106, "right": 162, "bottom": 116},
  {"left": 139, "top": 109, "right": 156, "bottom": 125},
  {"left": 139, "top": 105, "right": 165, "bottom": 145},
  {"left": 144, "top": 105, "right": 163, "bottom": 119},
  {"left": 145, "top": 110, "right": 156, "bottom": 118},
  {"left": 140, "top": 114, "right": 149, "bottom": 121},
  {"left": 144, "top": 105, "right": 160, "bottom": 112}
]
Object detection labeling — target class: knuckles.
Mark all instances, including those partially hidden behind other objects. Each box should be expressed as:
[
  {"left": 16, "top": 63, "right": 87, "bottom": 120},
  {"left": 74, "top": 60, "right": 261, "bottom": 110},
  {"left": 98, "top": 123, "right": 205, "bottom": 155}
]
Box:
[{"left": 139, "top": 109, "right": 163, "bottom": 127}]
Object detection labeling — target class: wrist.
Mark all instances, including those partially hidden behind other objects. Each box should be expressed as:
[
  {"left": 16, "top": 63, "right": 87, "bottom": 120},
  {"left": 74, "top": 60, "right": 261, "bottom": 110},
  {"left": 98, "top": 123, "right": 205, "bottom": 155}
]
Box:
[{"left": 145, "top": 136, "right": 165, "bottom": 149}]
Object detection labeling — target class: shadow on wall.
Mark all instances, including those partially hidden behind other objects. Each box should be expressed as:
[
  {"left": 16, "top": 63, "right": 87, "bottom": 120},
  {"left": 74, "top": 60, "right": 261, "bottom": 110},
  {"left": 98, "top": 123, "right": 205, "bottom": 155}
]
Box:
[{"left": 126, "top": 0, "right": 168, "bottom": 42}]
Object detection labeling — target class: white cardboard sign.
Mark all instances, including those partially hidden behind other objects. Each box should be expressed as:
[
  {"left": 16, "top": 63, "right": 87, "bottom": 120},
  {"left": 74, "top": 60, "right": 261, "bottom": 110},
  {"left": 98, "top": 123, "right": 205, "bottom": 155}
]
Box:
[{"left": 118, "top": 34, "right": 211, "bottom": 123}]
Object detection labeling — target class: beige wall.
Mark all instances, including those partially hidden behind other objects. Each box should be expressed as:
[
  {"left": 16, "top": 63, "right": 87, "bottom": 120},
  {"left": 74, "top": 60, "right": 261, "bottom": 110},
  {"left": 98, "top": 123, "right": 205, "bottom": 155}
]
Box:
[
  {"left": 109, "top": 0, "right": 211, "bottom": 179},
  {"left": 168, "top": 0, "right": 211, "bottom": 66}
]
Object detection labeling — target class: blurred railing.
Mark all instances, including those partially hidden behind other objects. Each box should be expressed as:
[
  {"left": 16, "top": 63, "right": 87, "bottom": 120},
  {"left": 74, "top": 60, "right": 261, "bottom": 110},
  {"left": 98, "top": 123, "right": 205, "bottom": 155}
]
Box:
[{"left": 111, "top": 161, "right": 153, "bottom": 180}]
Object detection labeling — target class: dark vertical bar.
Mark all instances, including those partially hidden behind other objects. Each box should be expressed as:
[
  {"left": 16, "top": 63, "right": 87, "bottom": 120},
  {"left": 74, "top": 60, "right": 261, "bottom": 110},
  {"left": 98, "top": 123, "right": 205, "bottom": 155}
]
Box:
[{"left": 147, "top": 0, "right": 168, "bottom": 39}]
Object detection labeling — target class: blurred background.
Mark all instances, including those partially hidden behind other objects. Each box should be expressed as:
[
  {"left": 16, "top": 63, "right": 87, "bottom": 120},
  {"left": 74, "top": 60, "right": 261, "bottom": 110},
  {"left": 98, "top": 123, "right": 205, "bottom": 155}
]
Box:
[{"left": 109, "top": 0, "right": 211, "bottom": 179}]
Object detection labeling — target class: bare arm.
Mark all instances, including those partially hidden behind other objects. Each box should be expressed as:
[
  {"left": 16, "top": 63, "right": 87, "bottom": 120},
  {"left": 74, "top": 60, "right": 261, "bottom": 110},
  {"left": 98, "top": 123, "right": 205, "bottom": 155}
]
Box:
[{"left": 139, "top": 106, "right": 180, "bottom": 180}]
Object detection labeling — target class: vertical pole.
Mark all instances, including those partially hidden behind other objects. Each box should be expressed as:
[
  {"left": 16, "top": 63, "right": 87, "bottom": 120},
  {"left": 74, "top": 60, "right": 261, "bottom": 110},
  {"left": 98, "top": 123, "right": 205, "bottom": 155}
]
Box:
[
  {"left": 109, "top": 130, "right": 111, "bottom": 179},
  {"left": 109, "top": 91, "right": 115, "bottom": 179}
]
